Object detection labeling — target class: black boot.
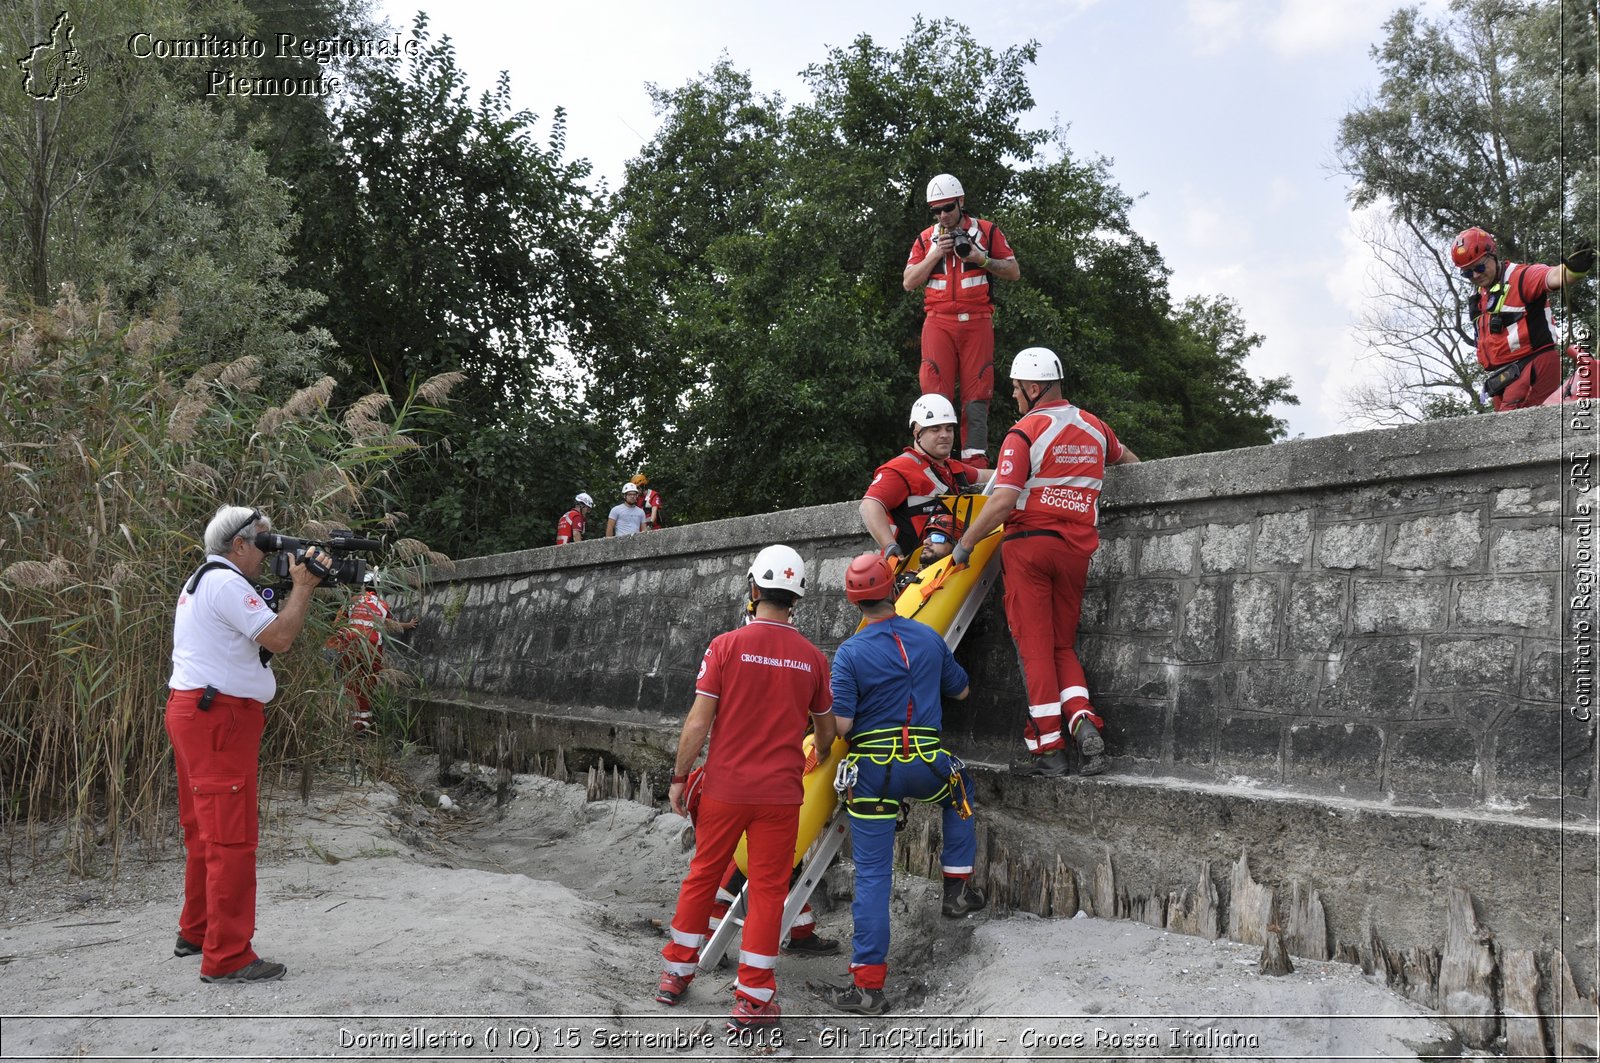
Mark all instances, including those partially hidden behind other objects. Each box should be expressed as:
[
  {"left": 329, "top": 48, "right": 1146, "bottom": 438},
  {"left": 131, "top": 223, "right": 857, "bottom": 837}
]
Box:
[
  {"left": 1010, "top": 749, "right": 1068, "bottom": 777},
  {"left": 942, "top": 876, "right": 987, "bottom": 918}
]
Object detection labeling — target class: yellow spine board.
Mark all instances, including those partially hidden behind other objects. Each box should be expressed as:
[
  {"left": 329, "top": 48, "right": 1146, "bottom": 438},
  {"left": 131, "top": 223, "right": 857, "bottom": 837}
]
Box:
[{"left": 733, "top": 733, "right": 847, "bottom": 873}]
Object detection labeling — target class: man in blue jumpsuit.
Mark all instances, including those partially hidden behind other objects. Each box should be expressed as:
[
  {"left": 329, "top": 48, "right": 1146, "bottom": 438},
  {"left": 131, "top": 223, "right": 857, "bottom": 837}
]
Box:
[{"left": 821, "top": 553, "right": 985, "bottom": 1016}]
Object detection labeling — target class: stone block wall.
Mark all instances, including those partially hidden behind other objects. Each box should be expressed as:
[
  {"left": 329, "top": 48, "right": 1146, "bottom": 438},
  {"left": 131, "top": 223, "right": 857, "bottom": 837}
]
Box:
[{"left": 417, "top": 404, "right": 1594, "bottom": 813}]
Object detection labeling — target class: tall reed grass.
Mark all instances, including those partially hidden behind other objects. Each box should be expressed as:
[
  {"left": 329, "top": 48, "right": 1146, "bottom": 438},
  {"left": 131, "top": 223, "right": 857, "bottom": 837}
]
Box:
[{"left": 0, "top": 287, "right": 459, "bottom": 878}]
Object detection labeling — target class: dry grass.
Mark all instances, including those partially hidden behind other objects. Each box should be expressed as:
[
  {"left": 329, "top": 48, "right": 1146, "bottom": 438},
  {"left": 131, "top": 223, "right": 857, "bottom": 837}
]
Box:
[{"left": 0, "top": 290, "right": 456, "bottom": 880}]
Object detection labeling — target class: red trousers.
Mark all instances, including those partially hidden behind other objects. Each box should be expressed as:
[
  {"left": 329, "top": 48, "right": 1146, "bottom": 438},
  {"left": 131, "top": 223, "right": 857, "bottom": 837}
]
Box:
[
  {"left": 1491, "top": 346, "right": 1561, "bottom": 410},
  {"left": 919, "top": 313, "right": 995, "bottom": 460},
  {"left": 166, "top": 688, "right": 265, "bottom": 978},
  {"left": 332, "top": 631, "right": 382, "bottom": 732},
  {"left": 1000, "top": 535, "right": 1097, "bottom": 754},
  {"left": 661, "top": 796, "right": 799, "bottom": 1005}
]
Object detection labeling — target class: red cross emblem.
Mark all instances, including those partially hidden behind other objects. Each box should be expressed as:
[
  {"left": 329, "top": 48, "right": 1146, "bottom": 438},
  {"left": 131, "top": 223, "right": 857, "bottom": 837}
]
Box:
[{"left": 783, "top": 567, "right": 794, "bottom": 579}]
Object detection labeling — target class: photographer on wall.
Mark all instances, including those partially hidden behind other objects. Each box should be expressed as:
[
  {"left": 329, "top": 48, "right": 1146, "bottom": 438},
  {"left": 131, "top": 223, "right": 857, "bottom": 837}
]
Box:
[
  {"left": 903, "top": 173, "right": 1020, "bottom": 469},
  {"left": 166, "top": 504, "right": 331, "bottom": 984}
]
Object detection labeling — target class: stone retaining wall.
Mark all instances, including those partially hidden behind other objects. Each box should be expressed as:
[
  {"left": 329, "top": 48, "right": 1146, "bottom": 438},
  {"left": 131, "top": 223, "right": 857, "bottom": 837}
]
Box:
[{"left": 411, "top": 402, "right": 1598, "bottom": 1043}]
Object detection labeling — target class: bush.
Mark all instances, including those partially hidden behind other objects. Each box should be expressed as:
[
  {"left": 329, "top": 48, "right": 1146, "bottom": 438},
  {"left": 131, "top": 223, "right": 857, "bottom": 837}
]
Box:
[{"left": 0, "top": 287, "right": 457, "bottom": 876}]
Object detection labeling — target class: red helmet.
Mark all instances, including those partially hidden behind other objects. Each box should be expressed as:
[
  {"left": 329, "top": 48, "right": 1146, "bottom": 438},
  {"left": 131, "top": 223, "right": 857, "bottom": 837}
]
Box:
[
  {"left": 922, "top": 513, "right": 962, "bottom": 543},
  {"left": 1450, "top": 227, "right": 1497, "bottom": 268},
  {"left": 845, "top": 552, "right": 897, "bottom": 603}
]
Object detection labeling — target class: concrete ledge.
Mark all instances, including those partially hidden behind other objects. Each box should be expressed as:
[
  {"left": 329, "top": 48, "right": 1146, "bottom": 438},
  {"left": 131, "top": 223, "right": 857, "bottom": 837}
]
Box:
[{"left": 409, "top": 695, "right": 1597, "bottom": 981}]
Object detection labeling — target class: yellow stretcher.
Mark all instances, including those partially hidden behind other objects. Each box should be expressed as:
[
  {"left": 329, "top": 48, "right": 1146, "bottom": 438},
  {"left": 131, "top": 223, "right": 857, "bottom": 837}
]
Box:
[{"left": 733, "top": 493, "right": 1004, "bottom": 873}]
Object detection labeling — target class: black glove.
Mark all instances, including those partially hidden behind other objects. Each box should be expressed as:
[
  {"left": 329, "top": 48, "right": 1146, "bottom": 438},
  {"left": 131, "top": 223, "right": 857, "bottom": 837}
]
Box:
[
  {"left": 951, "top": 542, "right": 972, "bottom": 568},
  {"left": 881, "top": 542, "right": 904, "bottom": 561},
  {"left": 1566, "top": 238, "right": 1596, "bottom": 276}
]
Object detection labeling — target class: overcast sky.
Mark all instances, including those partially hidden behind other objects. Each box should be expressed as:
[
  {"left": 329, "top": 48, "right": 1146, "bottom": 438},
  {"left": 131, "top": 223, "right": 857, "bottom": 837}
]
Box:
[{"left": 374, "top": 0, "right": 1436, "bottom": 441}]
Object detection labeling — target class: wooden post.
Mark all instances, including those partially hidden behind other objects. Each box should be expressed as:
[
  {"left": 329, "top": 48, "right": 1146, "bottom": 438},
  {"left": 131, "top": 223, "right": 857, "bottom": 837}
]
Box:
[{"left": 1437, "top": 887, "right": 1497, "bottom": 1049}]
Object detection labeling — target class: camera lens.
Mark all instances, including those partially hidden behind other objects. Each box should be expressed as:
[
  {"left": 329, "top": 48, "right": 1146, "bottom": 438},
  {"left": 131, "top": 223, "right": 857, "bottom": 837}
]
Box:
[{"left": 954, "top": 237, "right": 972, "bottom": 257}]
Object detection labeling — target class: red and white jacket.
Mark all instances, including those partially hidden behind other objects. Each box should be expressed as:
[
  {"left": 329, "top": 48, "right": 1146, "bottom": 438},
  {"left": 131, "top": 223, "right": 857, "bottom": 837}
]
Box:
[
  {"left": 556, "top": 507, "right": 586, "bottom": 545},
  {"left": 993, "top": 400, "right": 1124, "bottom": 555},
  {"left": 1472, "top": 262, "right": 1556, "bottom": 370},
  {"left": 907, "top": 215, "right": 1014, "bottom": 318},
  {"left": 336, "top": 590, "right": 392, "bottom": 647}
]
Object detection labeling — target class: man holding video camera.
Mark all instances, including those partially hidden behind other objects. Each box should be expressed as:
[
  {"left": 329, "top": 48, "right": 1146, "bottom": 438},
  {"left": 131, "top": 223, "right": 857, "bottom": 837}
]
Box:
[{"left": 166, "top": 504, "right": 330, "bottom": 984}]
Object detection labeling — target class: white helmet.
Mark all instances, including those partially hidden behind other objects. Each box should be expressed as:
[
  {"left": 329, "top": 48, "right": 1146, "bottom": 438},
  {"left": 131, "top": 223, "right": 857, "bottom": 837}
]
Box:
[
  {"left": 1011, "top": 346, "right": 1063, "bottom": 382},
  {"left": 575, "top": 492, "right": 594, "bottom": 507},
  {"left": 621, "top": 481, "right": 640, "bottom": 496},
  {"left": 909, "top": 393, "right": 958, "bottom": 429},
  {"left": 747, "top": 544, "right": 806, "bottom": 597},
  {"left": 926, "top": 173, "right": 964, "bottom": 203}
]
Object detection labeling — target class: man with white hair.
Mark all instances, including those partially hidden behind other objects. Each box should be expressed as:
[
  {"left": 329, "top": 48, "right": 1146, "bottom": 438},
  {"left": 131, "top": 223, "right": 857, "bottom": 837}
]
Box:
[{"left": 167, "top": 505, "right": 330, "bottom": 982}]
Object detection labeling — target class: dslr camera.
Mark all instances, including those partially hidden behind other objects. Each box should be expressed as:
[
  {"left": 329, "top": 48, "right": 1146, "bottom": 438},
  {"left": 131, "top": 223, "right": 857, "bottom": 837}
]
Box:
[
  {"left": 254, "top": 529, "right": 382, "bottom": 590},
  {"left": 953, "top": 231, "right": 973, "bottom": 259}
]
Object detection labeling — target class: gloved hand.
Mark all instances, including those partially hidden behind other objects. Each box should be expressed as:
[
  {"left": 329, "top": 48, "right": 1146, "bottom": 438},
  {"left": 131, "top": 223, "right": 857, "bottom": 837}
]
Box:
[
  {"left": 951, "top": 542, "right": 972, "bottom": 568},
  {"left": 1566, "top": 237, "right": 1596, "bottom": 276},
  {"left": 881, "top": 541, "right": 904, "bottom": 561}
]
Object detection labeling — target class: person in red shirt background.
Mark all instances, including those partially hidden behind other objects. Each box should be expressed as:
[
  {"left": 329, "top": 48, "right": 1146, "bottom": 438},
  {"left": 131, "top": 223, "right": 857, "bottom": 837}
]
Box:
[
  {"left": 555, "top": 492, "right": 593, "bottom": 545},
  {"left": 654, "top": 545, "right": 836, "bottom": 1033},
  {"left": 326, "top": 568, "right": 418, "bottom": 736},
  {"left": 903, "top": 173, "right": 1020, "bottom": 468},
  {"left": 860, "top": 393, "right": 988, "bottom": 561},
  {"left": 630, "top": 473, "right": 664, "bottom": 530},
  {"left": 953, "top": 347, "right": 1138, "bottom": 778},
  {"left": 1450, "top": 226, "right": 1593, "bottom": 411}
]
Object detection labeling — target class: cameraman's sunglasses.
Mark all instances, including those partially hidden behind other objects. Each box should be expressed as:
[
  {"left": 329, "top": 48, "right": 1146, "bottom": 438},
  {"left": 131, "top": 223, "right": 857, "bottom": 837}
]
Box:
[
  {"left": 1459, "top": 259, "right": 1492, "bottom": 278},
  {"left": 930, "top": 201, "right": 959, "bottom": 216},
  {"left": 230, "top": 509, "right": 263, "bottom": 545}
]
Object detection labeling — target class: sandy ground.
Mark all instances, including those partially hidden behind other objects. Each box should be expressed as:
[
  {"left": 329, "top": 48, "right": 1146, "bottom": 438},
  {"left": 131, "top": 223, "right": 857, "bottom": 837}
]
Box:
[{"left": 0, "top": 758, "right": 1472, "bottom": 1062}]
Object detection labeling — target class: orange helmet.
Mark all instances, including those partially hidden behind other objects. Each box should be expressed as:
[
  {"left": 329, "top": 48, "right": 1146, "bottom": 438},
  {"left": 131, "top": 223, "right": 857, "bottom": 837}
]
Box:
[
  {"left": 630, "top": 473, "right": 650, "bottom": 488},
  {"left": 1450, "top": 227, "right": 1497, "bottom": 268},
  {"left": 845, "top": 552, "right": 897, "bottom": 603}
]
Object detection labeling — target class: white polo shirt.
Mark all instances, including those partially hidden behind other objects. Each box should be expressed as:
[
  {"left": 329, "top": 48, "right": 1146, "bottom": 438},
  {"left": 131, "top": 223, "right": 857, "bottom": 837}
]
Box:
[{"left": 169, "top": 554, "right": 278, "bottom": 703}]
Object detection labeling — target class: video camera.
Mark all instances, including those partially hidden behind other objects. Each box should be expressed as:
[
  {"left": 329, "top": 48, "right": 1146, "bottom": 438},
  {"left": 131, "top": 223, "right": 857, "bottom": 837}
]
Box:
[{"left": 254, "top": 529, "right": 382, "bottom": 590}]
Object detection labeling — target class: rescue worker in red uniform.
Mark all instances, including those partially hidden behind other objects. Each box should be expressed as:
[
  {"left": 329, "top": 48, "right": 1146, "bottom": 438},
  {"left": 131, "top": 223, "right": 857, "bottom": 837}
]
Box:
[
  {"left": 325, "top": 568, "right": 419, "bottom": 735},
  {"left": 555, "top": 492, "right": 593, "bottom": 545},
  {"left": 953, "top": 348, "right": 1139, "bottom": 778},
  {"left": 819, "top": 553, "right": 981, "bottom": 1016},
  {"left": 1450, "top": 226, "right": 1594, "bottom": 411},
  {"left": 167, "top": 505, "right": 330, "bottom": 983},
  {"left": 904, "top": 174, "right": 1020, "bottom": 468},
  {"left": 860, "top": 394, "right": 988, "bottom": 560},
  {"left": 654, "top": 545, "right": 837, "bottom": 1032},
  {"left": 631, "top": 473, "right": 665, "bottom": 530}
]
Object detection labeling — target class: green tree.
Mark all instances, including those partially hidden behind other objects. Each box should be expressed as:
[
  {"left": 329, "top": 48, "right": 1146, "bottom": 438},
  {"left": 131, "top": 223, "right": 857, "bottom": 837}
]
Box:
[
  {"left": 604, "top": 22, "right": 1293, "bottom": 524},
  {"left": 0, "top": 0, "right": 326, "bottom": 377},
  {"left": 1336, "top": 0, "right": 1597, "bottom": 421},
  {"left": 294, "top": 15, "right": 617, "bottom": 554}
]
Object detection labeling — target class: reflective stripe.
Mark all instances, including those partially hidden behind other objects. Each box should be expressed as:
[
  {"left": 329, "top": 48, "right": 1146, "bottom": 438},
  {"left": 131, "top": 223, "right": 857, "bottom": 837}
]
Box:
[
  {"left": 1060, "top": 686, "right": 1090, "bottom": 703},
  {"left": 670, "top": 927, "right": 706, "bottom": 948},
  {"left": 664, "top": 959, "right": 698, "bottom": 975},
  {"left": 960, "top": 274, "right": 988, "bottom": 289},
  {"left": 1067, "top": 707, "right": 1098, "bottom": 731},
  {"left": 735, "top": 980, "right": 776, "bottom": 1002},
  {"left": 738, "top": 950, "right": 778, "bottom": 970},
  {"left": 942, "top": 863, "right": 974, "bottom": 875},
  {"left": 791, "top": 910, "right": 815, "bottom": 929},
  {"left": 715, "top": 887, "right": 737, "bottom": 904},
  {"left": 928, "top": 278, "right": 948, "bottom": 290},
  {"left": 1028, "top": 701, "right": 1060, "bottom": 719},
  {"left": 349, "top": 619, "right": 378, "bottom": 629},
  {"left": 1025, "top": 729, "right": 1061, "bottom": 751}
]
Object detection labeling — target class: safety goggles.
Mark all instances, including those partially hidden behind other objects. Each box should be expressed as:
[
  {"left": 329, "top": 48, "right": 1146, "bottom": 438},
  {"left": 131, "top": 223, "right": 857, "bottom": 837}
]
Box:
[
  {"left": 1459, "top": 258, "right": 1492, "bottom": 278},
  {"left": 923, "top": 532, "right": 952, "bottom": 545}
]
